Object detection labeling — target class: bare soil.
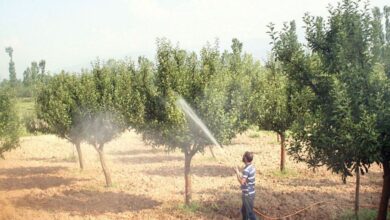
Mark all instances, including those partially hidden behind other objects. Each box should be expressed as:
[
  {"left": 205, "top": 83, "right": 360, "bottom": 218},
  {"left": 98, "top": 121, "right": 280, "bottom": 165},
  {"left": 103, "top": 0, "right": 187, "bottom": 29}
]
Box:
[{"left": 0, "top": 131, "right": 383, "bottom": 219}]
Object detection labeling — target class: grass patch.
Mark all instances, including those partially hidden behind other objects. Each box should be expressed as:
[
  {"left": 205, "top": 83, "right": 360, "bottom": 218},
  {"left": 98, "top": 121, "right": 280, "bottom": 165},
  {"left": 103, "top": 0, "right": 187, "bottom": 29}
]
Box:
[
  {"left": 248, "top": 131, "right": 260, "bottom": 138},
  {"left": 15, "top": 97, "right": 35, "bottom": 118},
  {"left": 63, "top": 152, "right": 77, "bottom": 163},
  {"left": 270, "top": 168, "right": 298, "bottom": 178},
  {"left": 177, "top": 202, "right": 202, "bottom": 214},
  {"left": 337, "top": 208, "right": 389, "bottom": 220},
  {"left": 15, "top": 97, "right": 36, "bottom": 136},
  {"left": 246, "top": 127, "right": 262, "bottom": 138},
  {"left": 200, "top": 156, "right": 218, "bottom": 162},
  {"left": 108, "top": 183, "right": 120, "bottom": 189}
]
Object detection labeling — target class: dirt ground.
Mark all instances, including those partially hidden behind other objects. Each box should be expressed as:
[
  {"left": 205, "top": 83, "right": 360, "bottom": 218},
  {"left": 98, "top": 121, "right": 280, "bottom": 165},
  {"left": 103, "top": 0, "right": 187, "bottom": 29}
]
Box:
[{"left": 0, "top": 130, "right": 384, "bottom": 220}]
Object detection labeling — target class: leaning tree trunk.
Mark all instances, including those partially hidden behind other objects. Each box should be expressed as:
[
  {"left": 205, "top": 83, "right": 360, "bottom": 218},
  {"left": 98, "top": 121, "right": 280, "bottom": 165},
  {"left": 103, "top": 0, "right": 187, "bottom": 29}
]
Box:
[
  {"left": 377, "top": 158, "right": 390, "bottom": 220},
  {"left": 208, "top": 146, "right": 216, "bottom": 159},
  {"left": 95, "top": 143, "right": 112, "bottom": 187},
  {"left": 75, "top": 142, "right": 84, "bottom": 170},
  {"left": 184, "top": 150, "right": 193, "bottom": 205},
  {"left": 355, "top": 167, "right": 360, "bottom": 219},
  {"left": 279, "top": 132, "right": 286, "bottom": 172}
]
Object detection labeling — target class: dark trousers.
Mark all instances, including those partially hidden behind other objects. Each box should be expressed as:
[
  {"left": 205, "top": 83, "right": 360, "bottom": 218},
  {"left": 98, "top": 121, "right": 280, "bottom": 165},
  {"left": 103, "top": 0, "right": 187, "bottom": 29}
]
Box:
[{"left": 241, "top": 193, "right": 257, "bottom": 220}]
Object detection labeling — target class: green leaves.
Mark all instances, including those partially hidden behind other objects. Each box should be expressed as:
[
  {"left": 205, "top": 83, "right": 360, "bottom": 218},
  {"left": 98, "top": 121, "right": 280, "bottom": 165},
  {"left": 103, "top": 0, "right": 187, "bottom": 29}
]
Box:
[
  {"left": 37, "top": 58, "right": 149, "bottom": 148},
  {"left": 0, "top": 90, "right": 19, "bottom": 158},
  {"left": 36, "top": 73, "right": 76, "bottom": 139},
  {"left": 271, "top": 0, "right": 390, "bottom": 179},
  {"left": 249, "top": 58, "right": 292, "bottom": 134},
  {"left": 137, "top": 39, "right": 258, "bottom": 154}
]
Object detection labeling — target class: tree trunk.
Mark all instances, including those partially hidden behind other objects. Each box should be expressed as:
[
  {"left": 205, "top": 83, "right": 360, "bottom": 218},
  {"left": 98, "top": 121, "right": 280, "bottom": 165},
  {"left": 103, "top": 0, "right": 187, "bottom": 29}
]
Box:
[
  {"left": 184, "top": 151, "right": 193, "bottom": 205},
  {"left": 377, "top": 158, "right": 390, "bottom": 220},
  {"left": 208, "top": 146, "right": 216, "bottom": 159},
  {"left": 96, "top": 144, "right": 112, "bottom": 187},
  {"left": 280, "top": 132, "right": 286, "bottom": 172},
  {"left": 277, "top": 133, "right": 280, "bottom": 142},
  {"left": 355, "top": 167, "right": 360, "bottom": 219},
  {"left": 75, "top": 142, "right": 84, "bottom": 170}
]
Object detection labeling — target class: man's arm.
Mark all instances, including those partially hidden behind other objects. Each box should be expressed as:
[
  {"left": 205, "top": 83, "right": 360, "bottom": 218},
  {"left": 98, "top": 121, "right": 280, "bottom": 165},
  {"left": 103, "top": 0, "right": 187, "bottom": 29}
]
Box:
[{"left": 234, "top": 166, "right": 247, "bottom": 185}]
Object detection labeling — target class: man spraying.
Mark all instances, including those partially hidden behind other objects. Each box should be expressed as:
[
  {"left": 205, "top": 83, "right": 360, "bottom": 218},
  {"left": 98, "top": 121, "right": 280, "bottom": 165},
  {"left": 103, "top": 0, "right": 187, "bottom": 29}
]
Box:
[{"left": 235, "top": 151, "right": 257, "bottom": 220}]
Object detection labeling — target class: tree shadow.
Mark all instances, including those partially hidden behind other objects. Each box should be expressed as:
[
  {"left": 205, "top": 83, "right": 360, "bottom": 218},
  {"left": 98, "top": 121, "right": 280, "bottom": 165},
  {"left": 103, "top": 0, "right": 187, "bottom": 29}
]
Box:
[
  {"left": 0, "top": 166, "right": 66, "bottom": 177},
  {"left": 277, "top": 177, "right": 343, "bottom": 188},
  {"left": 0, "top": 166, "right": 87, "bottom": 191},
  {"left": 198, "top": 189, "right": 378, "bottom": 219},
  {"left": 0, "top": 176, "right": 85, "bottom": 190},
  {"left": 360, "top": 170, "right": 383, "bottom": 186},
  {"left": 28, "top": 157, "right": 77, "bottom": 164},
  {"left": 197, "top": 178, "right": 382, "bottom": 220},
  {"left": 145, "top": 164, "right": 234, "bottom": 177},
  {"left": 108, "top": 148, "right": 164, "bottom": 156},
  {"left": 277, "top": 170, "right": 383, "bottom": 188},
  {"left": 15, "top": 189, "right": 161, "bottom": 214},
  {"left": 117, "top": 155, "right": 183, "bottom": 164}
]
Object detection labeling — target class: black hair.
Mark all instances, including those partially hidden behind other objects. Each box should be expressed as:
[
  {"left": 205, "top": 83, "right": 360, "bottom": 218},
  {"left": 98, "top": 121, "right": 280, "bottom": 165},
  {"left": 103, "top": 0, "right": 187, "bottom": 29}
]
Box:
[{"left": 242, "top": 151, "right": 253, "bottom": 163}]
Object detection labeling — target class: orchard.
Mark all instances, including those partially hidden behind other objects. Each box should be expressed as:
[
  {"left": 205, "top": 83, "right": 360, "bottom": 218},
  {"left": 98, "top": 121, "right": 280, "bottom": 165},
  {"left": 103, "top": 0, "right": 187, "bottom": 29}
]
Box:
[{"left": 1, "top": 0, "right": 390, "bottom": 219}]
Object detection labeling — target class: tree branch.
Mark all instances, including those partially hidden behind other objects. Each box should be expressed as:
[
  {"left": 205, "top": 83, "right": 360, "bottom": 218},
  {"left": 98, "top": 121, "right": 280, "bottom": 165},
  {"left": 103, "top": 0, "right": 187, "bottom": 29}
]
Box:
[{"left": 190, "top": 143, "right": 200, "bottom": 157}]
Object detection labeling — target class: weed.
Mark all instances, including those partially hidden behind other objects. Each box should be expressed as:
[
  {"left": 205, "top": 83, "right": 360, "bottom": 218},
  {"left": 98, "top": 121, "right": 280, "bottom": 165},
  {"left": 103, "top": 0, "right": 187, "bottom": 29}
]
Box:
[
  {"left": 63, "top": 152, "right": 77, "bottom": 162},
  {"left": 248, "top": 132, "right": 260, "bottom": 138},
  {"left": 271, "top": 168, "right": 298, "bottom": 178},
  {"left": 177, "top": 202, "right": 202, "bottom": 214},
  {"left": 337, "top": 208, "right": 389, "bottom": 220},
  {"left": 15, "top": 97, "right": 36, "bottom": 136}
]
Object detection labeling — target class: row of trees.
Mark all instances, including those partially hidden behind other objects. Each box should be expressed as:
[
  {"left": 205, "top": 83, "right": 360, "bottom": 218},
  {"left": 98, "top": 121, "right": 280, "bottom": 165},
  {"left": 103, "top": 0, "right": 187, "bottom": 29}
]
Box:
[
  {"left": 3, "top": 46, "right": 50, "bottom": 97},
  {"left": 36, "top": 39, "right": 259, "bottom": 201}
]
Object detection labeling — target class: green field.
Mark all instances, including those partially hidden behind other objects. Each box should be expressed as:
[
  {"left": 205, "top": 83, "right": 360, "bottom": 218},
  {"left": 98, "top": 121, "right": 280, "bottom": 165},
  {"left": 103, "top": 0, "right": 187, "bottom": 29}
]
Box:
[{"left": 14, "top": 97, "right": 35, "bottom": 136}]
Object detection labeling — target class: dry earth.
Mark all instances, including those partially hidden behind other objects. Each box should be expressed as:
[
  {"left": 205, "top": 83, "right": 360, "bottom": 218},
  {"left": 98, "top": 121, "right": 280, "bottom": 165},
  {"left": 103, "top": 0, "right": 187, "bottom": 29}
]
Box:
[{"left": 0, "top": 131, "right": 383, "bottom": 219}]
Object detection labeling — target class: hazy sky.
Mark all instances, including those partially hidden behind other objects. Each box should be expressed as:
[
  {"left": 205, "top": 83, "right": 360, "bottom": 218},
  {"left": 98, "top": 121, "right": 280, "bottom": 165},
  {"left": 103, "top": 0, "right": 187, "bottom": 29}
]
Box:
[{"left": 0, "top": 0, "right": 388, "bottom": 80}]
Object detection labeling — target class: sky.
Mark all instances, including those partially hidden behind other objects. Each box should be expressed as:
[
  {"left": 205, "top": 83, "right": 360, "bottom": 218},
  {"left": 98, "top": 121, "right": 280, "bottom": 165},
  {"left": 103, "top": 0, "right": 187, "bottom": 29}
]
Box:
[{"left": 0, "top": 0, "right": 388, "bottom": 80}]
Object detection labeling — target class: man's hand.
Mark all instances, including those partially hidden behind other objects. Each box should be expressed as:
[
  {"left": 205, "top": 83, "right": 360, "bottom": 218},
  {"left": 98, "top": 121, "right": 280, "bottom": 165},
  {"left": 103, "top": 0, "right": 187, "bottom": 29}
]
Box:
[
  {"left": 234, "top": 165, "right": 246, "bottom": 186},
  {"left": 234, "top": 166, "right": 240, "bottom": 175}
]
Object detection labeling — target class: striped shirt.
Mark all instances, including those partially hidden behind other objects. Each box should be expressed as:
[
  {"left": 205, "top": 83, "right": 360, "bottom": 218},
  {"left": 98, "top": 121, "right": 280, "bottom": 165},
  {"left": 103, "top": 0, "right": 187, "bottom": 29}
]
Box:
[{"left": 241, "top": 164, "right": 255, "bottom": 195}]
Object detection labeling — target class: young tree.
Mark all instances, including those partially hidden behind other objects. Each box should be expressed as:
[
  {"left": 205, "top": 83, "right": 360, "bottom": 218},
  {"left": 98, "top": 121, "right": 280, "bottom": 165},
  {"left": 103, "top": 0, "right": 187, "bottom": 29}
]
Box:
[
  {"left": 270, "top": 1, "right": 390, "bottom": 219},
  {"left": 249, "top": 56, "right": 298, "bottom": 172},
  {"left": 81, "top": 59, "right": 143, "bottom": 187},
  {"left": 37, "top": 59, "right": 143, "bottom": 186},
  {"left": 36, "top": 73, "right": 86, "bottom": 170},
  {"left": 219, "top": 39, "right": 258, "bottom": 141},
  {"left": 135, "top": 39, "right": 255, "bottom": 205},
  {"left": 136, "top": 41, "right": 201, "bottom": 204},
  {"left": 0, "top": 90, "right": 19, "bottom": 158},
  {"left": 5, "top": 47, "right": 17, "bottom": 87}
]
